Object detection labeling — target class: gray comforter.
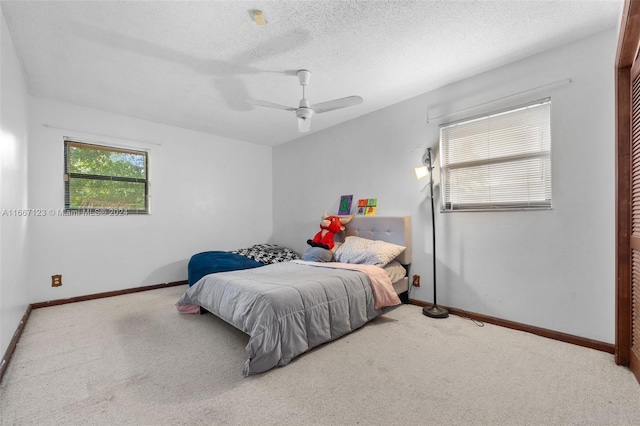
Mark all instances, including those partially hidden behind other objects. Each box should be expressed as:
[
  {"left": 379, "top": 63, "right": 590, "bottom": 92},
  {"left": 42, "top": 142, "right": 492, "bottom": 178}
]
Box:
[{"left": 176, "top": 261, "right": 392, "bottom": 375}]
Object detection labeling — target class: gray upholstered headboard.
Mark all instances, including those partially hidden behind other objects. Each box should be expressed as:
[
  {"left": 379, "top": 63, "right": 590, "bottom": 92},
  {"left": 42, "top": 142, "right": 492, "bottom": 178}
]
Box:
[{"left": 339, "top": 216, "right": 412, "bottom": 265}]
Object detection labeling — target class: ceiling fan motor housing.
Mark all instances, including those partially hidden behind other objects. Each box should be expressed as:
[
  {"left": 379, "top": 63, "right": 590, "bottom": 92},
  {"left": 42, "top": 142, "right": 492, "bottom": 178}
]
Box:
[
  {"left": 297, "top": 97, "right": 313, "bottom": 120},
  {"left": 296, "top": 107, "right": 313, "bottom": 120}
]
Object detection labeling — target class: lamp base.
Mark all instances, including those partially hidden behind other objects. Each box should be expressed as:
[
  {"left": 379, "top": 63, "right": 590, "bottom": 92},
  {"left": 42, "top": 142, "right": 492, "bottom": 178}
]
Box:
[{"left": 422, "top": 304, "right": 449, "bottom": 319}]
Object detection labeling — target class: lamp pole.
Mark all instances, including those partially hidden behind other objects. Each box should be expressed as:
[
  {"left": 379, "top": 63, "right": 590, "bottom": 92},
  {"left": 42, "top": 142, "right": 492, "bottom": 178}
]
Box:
[{"left": 422, "top": 148, "right": 449, "bottom": 318}]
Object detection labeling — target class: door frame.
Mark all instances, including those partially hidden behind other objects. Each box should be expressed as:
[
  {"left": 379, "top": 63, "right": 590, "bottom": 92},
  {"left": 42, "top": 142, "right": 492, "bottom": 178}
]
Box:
[{"left": 616, "top": 0, "right": 640, "bottom": 382}]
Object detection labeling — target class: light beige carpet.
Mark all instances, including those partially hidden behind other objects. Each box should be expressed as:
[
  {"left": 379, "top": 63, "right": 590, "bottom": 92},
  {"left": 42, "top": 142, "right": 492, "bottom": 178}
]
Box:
[{"left": 1, "top": 285, "right": 639, "bottom": 425}]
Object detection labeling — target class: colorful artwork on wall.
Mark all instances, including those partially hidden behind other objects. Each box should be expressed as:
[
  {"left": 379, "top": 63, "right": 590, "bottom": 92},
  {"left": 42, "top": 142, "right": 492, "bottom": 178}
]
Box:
[
  {"left": 356, "top": 198, "right": 377, "bottom": 215},
  {"left": 338, "top": 195, "right": 353, "bottom": 215}
]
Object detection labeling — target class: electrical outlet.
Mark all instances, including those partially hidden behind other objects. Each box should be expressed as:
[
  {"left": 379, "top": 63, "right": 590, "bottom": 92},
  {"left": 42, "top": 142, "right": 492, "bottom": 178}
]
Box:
[
  {"left": 412, "top": 274, "right": 420, "bottom": 287},
  {"left": 51, "top": 275, "right": 62, "bottom": 287}
]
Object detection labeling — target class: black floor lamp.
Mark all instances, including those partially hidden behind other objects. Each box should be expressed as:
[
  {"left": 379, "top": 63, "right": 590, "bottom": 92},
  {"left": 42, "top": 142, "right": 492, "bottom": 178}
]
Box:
[{"left": 419, "top": 148, "right": 449, "bottom": 319}]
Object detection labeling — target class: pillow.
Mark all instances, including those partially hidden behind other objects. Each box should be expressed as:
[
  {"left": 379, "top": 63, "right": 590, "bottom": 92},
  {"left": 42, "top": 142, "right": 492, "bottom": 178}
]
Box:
[
  {"left": 302, "top": 247, "right": 334, "bottom": 262},
  {"left": 383, "top": 260, "right": 407, "bottom": 283},
  {"left": 230, "top": 244, "right": 300, "bottom": 264},
  {"left": 334, "top": 236, "right": 406, "bottom": 267}
]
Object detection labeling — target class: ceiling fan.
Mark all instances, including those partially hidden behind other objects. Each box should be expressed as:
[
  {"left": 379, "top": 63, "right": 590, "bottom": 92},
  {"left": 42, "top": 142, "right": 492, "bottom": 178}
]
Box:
[{"left": 245, "top": 69, "right": 363, "bottom": 133}]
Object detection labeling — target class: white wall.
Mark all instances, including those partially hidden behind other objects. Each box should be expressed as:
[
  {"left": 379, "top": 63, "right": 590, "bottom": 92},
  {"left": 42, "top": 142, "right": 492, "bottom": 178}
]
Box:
[
  {"left": 273, "top": 28, "right": 617, "bottom": 343},
  {"left": 0, "top": 8, "right": 30, "bottom": 359},
  {"left": 27, "top": 98, "right": 273, "bottom": 303}
]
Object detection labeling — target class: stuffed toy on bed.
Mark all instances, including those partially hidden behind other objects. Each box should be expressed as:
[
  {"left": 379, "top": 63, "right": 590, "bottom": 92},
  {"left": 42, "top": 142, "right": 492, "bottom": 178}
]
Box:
[{"left": 306, "top": 213, "right": 354, "bottom": 250}]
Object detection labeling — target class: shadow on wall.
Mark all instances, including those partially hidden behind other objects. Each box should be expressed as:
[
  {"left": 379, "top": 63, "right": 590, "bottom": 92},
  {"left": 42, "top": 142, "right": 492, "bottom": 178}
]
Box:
[
  {"left": 411, "top": 194, "right": 487, "bottom": 314},
  {"left": 142, "top": 260, "right": 189, "bottom": 286},
  {"left": 409, "top": 250, "right": 485, "bottom": 313}
]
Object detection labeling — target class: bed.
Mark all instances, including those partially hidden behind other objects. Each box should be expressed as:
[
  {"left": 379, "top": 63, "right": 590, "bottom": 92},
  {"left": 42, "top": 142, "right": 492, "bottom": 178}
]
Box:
[{"left": 176, "top": 216, "right": 412, "bottom": 376}]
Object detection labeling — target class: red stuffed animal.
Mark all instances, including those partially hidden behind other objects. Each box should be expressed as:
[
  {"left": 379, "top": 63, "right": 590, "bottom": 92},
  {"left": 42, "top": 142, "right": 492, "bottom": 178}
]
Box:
[{"left": 307, "top": 213, "right": 354, "bottom": 250}]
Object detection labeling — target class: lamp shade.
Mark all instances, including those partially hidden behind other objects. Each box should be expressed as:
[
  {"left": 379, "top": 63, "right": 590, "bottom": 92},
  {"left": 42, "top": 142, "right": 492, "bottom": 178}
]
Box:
[{"left": 415, "top": 166, "right": 429, "bottom": 180}]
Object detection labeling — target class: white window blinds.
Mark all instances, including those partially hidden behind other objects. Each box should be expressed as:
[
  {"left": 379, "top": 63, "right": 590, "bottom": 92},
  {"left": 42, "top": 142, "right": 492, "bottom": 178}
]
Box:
[{"left": 439, "top": 99, "right": 552, "bottom": 211}]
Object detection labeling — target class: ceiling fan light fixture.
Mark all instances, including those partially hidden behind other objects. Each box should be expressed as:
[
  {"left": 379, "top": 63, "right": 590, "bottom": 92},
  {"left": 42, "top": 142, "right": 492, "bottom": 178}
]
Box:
[{"left": 298, "top": 117, "right": 311, "bottom": 133}]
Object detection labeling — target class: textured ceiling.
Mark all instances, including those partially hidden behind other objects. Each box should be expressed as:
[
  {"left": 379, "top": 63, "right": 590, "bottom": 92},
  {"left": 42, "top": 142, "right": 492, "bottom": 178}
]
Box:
[{"left": 1, "top": 0, "right": 622, "bottom": 146}]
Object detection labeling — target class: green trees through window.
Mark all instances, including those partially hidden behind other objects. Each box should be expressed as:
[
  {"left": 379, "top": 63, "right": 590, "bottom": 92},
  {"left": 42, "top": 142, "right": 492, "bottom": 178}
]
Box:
[{"left": 64, "top": 140, "right": 148, "bottom": 213}]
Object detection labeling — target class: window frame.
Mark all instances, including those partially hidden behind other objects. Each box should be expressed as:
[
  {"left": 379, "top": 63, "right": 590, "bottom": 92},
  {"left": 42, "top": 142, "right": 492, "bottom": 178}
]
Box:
[
  {"left": 63, "top": 140, "right": 149, "bottom": 214},
  {"left": 439, "top": 98, "right": 552, "bottom": 212}
]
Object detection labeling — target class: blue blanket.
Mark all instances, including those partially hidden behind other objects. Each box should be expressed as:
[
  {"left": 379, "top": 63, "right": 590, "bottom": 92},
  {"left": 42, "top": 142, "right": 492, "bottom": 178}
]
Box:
[{"left": 187, "top": 251, "right": 263, "bottom": 286}]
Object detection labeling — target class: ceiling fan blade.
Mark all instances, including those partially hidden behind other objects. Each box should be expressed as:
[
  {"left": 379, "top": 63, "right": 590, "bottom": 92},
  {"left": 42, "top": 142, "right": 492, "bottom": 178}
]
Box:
[
  {"left": 245, "top": 98, "right": 296, "bottom": 111},
  {"left": 311, "top": 96, "right": 363, "bottom": 114},
  {"left": 298, "top": 117, "right": 311, "bottom": 133}
]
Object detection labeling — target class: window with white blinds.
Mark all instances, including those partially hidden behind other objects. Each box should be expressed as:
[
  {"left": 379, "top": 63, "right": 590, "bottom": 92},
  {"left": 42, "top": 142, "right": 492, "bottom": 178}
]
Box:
[{"left": 439, "top": 99, "right": 552, "bottom": 211}]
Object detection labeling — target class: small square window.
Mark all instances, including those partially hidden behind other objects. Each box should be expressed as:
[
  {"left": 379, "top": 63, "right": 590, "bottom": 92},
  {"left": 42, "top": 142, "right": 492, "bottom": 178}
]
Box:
[{"left": 64, "top": 140, "right": 149, "bottom": 214}]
